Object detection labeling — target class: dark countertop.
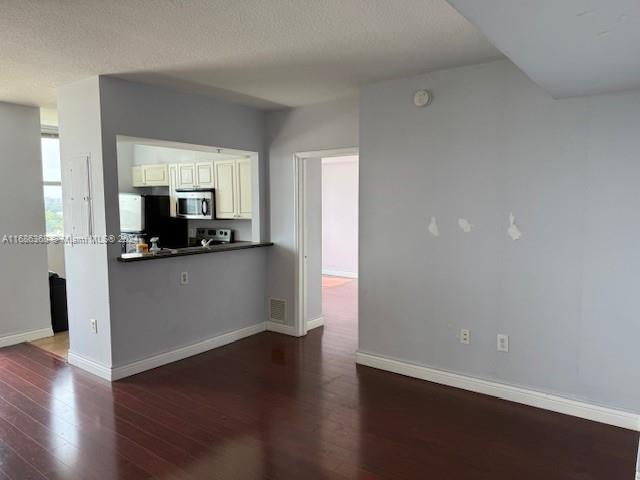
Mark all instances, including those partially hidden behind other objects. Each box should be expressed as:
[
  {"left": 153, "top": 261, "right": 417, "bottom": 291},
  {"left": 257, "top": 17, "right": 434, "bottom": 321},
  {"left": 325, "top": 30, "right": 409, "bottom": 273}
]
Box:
[{"left": 117, "top": 241, "right": 273, "bottom": 262}]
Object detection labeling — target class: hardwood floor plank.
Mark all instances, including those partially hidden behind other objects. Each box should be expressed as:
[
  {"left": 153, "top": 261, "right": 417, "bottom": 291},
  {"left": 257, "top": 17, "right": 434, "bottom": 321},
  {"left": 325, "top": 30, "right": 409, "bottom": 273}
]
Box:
[
  {"left": 0, "top": 432, "right": 48, "bottom": 480},
  {"left": 0, "top": 374, "right": 180, "bottom": 480}
]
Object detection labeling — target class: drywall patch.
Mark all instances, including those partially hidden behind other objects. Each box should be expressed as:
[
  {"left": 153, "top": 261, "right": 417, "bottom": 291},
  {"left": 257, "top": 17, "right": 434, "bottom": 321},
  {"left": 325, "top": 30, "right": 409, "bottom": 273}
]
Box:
[
  {"left": 428, "top": 216, "right": 439, "bottom": 237},
  {"left": 458, "top": 218, "right": 473, "bottom": 233},
  {"left": 507, "top": 213, "right": 522, "bottom": 241}
]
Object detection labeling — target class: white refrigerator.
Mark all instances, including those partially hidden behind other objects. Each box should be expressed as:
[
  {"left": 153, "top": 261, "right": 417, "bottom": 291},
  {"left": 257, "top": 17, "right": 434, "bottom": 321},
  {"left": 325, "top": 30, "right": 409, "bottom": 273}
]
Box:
[{"left": 119, "top": 193, "right": 145, "bottom": 233}]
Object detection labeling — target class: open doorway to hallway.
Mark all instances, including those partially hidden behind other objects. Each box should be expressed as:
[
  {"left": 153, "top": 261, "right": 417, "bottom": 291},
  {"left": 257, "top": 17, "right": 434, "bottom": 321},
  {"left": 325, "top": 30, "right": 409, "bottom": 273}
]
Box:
[
  {"left": 298, "top": 150, "right": 358, "bottom": 342},
  {"left": 320, "top": 155, "right": 358, "bottom": 340}
]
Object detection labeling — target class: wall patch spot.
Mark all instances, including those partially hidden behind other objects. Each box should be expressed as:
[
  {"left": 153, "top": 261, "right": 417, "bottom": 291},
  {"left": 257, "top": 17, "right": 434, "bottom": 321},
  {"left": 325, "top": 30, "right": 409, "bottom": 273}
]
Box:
[
  {"left": 428, "top": 216, "right": 439, "bottom": 237},
  {"left": 507, "top": 213, "right": 522, "bottom": 241},
  {"left": 458, "top": 218, "right": 473, "bottom": 233}
]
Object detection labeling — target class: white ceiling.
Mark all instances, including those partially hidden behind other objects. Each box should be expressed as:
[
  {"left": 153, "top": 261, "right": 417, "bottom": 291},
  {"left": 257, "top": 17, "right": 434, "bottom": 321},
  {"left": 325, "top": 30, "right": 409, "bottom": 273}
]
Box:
[
  {"left": 1, "top": 0, "right": 500, "bottom": 110},
  {"left": 448, "top": 0, "right": 640, "bottom": 98}
]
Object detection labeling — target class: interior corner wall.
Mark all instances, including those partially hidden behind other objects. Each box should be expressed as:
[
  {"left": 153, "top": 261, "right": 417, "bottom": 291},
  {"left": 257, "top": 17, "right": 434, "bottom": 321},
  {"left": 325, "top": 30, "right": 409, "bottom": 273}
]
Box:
[
  {"left": 0, "top": 102, "right": 51, "bottom": 342},
  {"left": 359, "top": 59, "right": 640, "bottom": 413},
  {"left": 266, "top": 97, "right": 359, "bottom": 327}
]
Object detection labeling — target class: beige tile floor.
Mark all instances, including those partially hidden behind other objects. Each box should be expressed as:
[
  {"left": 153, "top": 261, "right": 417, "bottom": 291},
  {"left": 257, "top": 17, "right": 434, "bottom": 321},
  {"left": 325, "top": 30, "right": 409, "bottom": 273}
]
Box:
[{"left": 29, "top": 331, "right": 69, "bottom": 360}]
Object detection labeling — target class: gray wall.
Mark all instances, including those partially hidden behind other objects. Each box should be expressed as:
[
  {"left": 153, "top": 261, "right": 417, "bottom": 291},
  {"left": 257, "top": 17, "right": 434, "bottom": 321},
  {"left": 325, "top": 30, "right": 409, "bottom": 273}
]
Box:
[
  {"left": 109, "top": 248, "right": 267, "bottom": 365},
  {"left": 46, "top": 243, "right": 65, "bottom": 277},
  {"left": 266, "top": 97, "right": 359, "bottom": 326},
  {"left": 359, "top": 59, "right": 640, "bottom": 413},
  {"left": 0, "top": 102, "right": 51, "bottom": 341}
]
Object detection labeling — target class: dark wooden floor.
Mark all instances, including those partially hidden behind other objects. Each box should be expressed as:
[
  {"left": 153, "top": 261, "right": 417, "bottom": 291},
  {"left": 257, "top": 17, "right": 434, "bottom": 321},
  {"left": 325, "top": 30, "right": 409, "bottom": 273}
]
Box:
[{"left": 0, "top": 278, "right": 637, "bottom": 479}]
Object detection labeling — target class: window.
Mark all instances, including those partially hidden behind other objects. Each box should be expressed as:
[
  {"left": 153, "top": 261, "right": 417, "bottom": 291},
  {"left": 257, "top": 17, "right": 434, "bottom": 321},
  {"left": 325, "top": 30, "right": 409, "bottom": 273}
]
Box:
[{"left": 42, "top": 134, "right": 63, "bottom": 236}]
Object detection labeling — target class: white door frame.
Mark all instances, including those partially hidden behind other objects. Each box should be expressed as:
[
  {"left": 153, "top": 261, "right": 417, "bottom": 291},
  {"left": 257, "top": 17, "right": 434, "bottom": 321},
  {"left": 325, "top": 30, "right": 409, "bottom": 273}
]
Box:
[{"left": 293, "top": 147, "right": 359, "bottom": 337}]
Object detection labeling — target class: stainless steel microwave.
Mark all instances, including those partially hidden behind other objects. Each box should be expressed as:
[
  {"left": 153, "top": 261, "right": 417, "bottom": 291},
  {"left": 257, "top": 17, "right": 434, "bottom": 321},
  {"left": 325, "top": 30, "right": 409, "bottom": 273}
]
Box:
[{"left": 175, "top": 189, "right": 215, "bottom": 220}]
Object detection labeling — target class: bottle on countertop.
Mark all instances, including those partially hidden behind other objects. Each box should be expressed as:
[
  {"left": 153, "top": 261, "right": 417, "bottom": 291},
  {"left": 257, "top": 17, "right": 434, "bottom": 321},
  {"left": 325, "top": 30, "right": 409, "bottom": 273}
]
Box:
[
  {"left": 136, "top": 236, "right": 148, "bottom": 254},
  {"left": 149, "top": 237, "right": 160, "bottom": 253}
]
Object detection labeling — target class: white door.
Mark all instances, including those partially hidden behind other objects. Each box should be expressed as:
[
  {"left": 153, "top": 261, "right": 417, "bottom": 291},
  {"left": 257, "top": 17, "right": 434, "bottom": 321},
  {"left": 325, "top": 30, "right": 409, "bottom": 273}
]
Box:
[
  {"left": 142, "top": 164, "right": 169, "bottom": 186},
  {"left": 214, "top": 160, "right": 235, "bottom": 219},
  {"left": 195, "top": 161, "right": 214, "bottom": 188},
  {"left": 168, "top": 164, "right": 178, "bottom": 217},
  {"left": 236, "top": 158, "right": 252, "bottom": 219},
  {"left": 178, "top": 163, "right": 195, "bottom": 189}
]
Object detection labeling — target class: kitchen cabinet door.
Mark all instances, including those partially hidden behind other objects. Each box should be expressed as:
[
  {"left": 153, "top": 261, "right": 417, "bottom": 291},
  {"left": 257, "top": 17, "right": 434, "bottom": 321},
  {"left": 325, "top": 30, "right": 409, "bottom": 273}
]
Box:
[
  {"left": 142, "top": 164, "right": 169, "bottom": 186},
  {"left": 214, "top": 160, "right": 235, "bottom": 219},
  {"left": 131, "top": 166, "right": 145, "bottom": 187},
  {"left": 178, "top": 163, "right": 195, "bottom": 189},
  {"left": 195, "top": 161, "right": 214, "bottom": 188},
  {"left": 168, "top": 164, "right": 178, "bottom": 217},
  {"left": 235, "top": 158, "right": 252, "bottom": 219}
]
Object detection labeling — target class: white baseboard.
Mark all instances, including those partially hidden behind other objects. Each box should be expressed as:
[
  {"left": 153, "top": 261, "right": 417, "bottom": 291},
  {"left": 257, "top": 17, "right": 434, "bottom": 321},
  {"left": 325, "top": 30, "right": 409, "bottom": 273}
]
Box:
[
  {"left": 111, "top": 323, "right": 267, "bottom": 381},
  {"left": 0, "top": 327, "right": 53, "bottom": 348},
  {"left": 356, "top": 351, "right": 640, "bottom": 431},
  {"left": 68, "top": 351, "right": 112, "bottom": 380},
  {"left": 307, "top": 316, "right": 324, "bottom": 330},
  {"left": 322, "top": 269, "right": 358, "bottom": 279},
  {"left": 265, "top": 321, "right": 300, "bottom": 336},
  {"left": 70, "top": 322, "right": 267, "bottom": 381}
]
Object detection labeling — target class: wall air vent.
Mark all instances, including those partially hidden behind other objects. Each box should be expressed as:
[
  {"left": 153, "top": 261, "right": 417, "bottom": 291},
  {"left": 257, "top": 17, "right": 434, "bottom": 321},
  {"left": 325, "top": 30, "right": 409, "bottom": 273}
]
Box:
[{"left": 269, "top": 298, "right": 286, "bottom": 324}]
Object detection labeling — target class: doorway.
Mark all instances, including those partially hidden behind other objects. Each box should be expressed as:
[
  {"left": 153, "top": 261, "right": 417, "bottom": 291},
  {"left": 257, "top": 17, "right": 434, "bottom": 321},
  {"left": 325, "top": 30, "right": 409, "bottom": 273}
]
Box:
[{"left": 294, "top": 148, "right": 358, "bottom": 340}]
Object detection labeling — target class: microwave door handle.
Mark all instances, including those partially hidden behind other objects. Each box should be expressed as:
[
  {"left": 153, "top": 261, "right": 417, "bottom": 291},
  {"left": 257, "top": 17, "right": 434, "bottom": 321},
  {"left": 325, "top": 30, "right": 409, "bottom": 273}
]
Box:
[{"left": 202, "top": 199, "right": 208, "bottom": 216}]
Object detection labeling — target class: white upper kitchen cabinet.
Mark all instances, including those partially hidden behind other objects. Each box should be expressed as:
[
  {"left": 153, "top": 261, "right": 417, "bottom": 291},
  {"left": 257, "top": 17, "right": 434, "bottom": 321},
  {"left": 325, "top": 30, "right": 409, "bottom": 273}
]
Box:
[
  {"left": 168, "top": 163, "right": 178, "bottom": 216},
  {"left": 236, "top": 158, "right": 252, "bottom": 219},
  {"left": 213, "top": 158, "right": 252, "bottom": 219},
  {"left": 214, "top": 159, "right": 236, "bottom": 219},
  {"left": 175, "top": 161, "right": 213, "bottom": 189},
  {"left": 131, "top": 165, "right": 144, "bottom": 187},
  {"left": 143, "top": 164, "right": 169, "bottom": 186},
  {"left": 177, "top": 163, "right": 195, "bottom": 188},
  {"left": 195, "top": 161, "right": 214, "bottom": 188},
  {"left": 131, "top": 164, "right": 169, "bottom": 187}
]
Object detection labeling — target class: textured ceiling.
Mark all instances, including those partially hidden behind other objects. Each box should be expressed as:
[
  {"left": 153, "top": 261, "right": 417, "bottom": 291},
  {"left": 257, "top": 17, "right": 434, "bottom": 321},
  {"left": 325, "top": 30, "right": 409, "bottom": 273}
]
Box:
[
  {"left": 1, "top": 0, "right": 501, "bottom": 110},
  {"left": 449, "top": 0, "right": 640, "bottom": 98}
]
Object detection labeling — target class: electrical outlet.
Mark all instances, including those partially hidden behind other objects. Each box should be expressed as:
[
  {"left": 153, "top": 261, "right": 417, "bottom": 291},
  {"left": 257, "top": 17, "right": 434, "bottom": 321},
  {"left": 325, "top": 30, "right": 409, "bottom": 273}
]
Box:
[
  {"left": 497, "top": 334, "right": 509, "bottom": 352},
  {"left": 90, "top": 318, "right": 97, "bottom": 334},
  {"left": 460, "top": 328, "right": 470, "bottom": 345},
  {"left": 180, "top": 271, "right": 189, "bottom": 285}
]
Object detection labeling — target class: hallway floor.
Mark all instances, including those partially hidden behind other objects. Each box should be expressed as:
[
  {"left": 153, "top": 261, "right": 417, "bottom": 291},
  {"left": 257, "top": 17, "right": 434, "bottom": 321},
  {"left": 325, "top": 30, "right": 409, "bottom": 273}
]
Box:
[
  {"left": 321, "top": 275, "right": 358, "bottom": 343},
  {"left": 0, "top": 278, "right": 636, "bottom": 479},
  {"left": 29, "top": 331, "right": 69, "bottom": 360}
]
